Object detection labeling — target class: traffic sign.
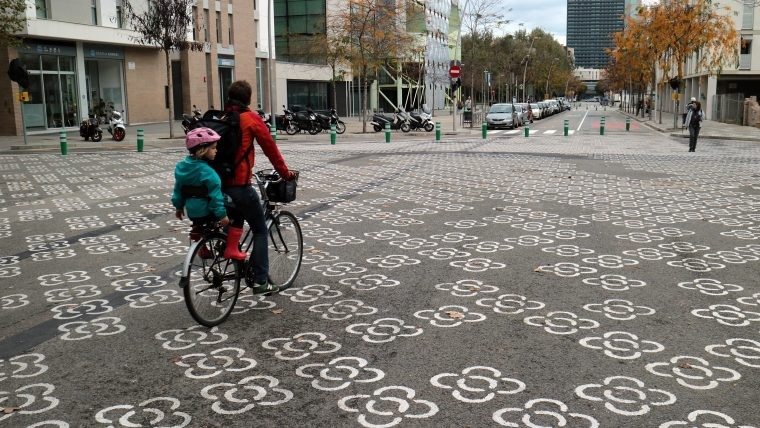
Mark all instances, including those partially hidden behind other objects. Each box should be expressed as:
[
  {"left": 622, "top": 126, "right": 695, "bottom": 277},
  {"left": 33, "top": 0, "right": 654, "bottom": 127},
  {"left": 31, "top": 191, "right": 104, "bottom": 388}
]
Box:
[{"left": 449, "top": 65, "right": 461, "bottom": 78}]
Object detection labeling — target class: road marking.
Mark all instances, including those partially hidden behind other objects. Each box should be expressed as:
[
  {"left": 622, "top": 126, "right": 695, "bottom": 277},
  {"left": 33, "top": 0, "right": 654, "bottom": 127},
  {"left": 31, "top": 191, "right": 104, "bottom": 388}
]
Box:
[
  {"left": 577, "top": 111, "right": 588, "bottom": 131},
  {"left": 544, "top": 130, "right": 557, "bottom": 135},
  {"left": 568, "top": 130, "right": 575, "bottom": 135},
  {"left": 504, "top": 130, "right": 520, "bottom": 134},
  {"left": 530, "top": 129, "right": 539, "bottom": 135},
  {"left": 490, "top": 130, "right": 502, "bottom": 135}
]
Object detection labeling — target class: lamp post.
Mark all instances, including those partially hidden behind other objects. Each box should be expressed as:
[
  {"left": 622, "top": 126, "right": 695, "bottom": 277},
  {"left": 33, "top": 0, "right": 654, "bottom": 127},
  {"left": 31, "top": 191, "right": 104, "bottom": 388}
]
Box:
[
  {"left": 545, "top": 58, "right": 559, "bottom": 100},
  {"left": 521, "top": 37, "right": 535, "bottom": 103}
]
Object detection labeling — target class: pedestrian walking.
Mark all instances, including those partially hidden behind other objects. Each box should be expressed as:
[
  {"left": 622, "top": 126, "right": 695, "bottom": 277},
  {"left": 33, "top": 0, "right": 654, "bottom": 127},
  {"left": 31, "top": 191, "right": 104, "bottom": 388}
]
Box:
[
  {"left": 464, "top": 96, "right": 472, "bottom": 111},
  {"left": 684, "top": 97, "right": 703, "bottom": 152}
]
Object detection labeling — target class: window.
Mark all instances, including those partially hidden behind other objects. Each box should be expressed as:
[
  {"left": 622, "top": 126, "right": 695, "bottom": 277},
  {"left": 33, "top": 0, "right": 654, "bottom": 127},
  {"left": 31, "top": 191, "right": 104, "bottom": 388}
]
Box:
[
  {"left": 91, "top": 0, "right": 98, "bottom": 25},
  {"left": 216, "top": 11, "right": 221, "bottom": 43},
  {"left": 116, "top": 0, "right": 123, "bottom": 28},
  {"left": 35, "top": 0, "right": 48, "bottom": 19},
  {"left": 228, "top": 14, "right": 233, "bottom": 44},
  {"left": 192, "top": 7, "right": 198, "bottom": 40},
  {"left": 204, "top": 10, "right": 210, "bottom": 42}
]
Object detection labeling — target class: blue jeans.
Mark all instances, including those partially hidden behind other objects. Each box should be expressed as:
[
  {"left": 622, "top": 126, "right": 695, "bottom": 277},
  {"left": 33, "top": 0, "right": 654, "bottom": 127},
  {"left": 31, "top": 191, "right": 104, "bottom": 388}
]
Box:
[{"left": 223, "top": 185, "right": 268, "bottom": 284}]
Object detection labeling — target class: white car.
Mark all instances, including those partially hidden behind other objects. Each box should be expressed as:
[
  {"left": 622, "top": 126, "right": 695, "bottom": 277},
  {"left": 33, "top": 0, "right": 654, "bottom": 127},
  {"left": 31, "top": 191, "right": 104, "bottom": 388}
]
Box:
[{"left": 530, "top": 103, "right": 542, "bottom": 120}]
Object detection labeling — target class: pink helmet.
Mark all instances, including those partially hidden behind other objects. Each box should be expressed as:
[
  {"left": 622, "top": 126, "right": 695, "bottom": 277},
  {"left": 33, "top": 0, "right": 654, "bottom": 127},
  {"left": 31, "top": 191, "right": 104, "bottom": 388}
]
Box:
[{"left": 186, "top": 127, "right": 220, "bottom": 151}]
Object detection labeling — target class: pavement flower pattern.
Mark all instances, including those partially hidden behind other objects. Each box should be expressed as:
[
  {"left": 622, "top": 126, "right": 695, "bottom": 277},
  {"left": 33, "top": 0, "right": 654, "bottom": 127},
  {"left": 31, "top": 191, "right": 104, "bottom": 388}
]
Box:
[
  {"left": 0, "top": 353, "right": 48, "bottom": 381},
  {"left": 476, "top": 294, "right": 545, "bottom": 315},
  {"left": 705, "top": 338, "right": 760, "bottom": 368},
  {"left": 536, "top": 262, "right": 598, "bottom": 277},
  {"left": 365, "top": 254, "right": 420, "bottom": 269},
  {"left": 308, "top": 299, "right": 378, "bottom": 320},
  {"left": 575, "top": 376, "right": 676, "bottom": 416},
  {"left": 583, "top": 299, "right": 655, "bottom": 321},
  {"left": 154, "top": 326, "right": 228, "bottom": 351},
  {"left": 200, "top": 375, "right": 293, "bottom": 414},
  {"left": 645, "top": 356, "right": 741, "bottom": 390},
  {"left": 261, "top": 332, "right": 341, "bottom": 360},
  {"left": 57, "top": 316, "right": 125, "bottom": 341},
  {"left": 691, "top": 304, "right": 760, "bottom": 327},
  {"left": 279, "top": 284, "right": 343, "bottom": 302},
  {"left": 582, "top": 274, "right": 647, "bottom": 291},
  {"left": 492, "top": 398, "right": 599, "bottom": 427},
  {"left": 579, "top": 331, "right": 665, "bottom": 360},
  {"left": 345, "top": 318, "right": 423, "bottom": 343},
  {"left": 339, "top": 274, "right": 400, "bottom": 291},
  {"left": 430, "top": 366, "right": 526, "bottom": 403},
  {"left": 414, "top": 305, "right": 487, "bottom": 328},
  {"left": 449, "top": 257, "right": 506, "bottom": 272},
  {"left": 338, "top": 385, "right": 438, "bottom": 428},
  {"left": 174, "top": 347, "right": 257, "bottom": 379},
  {"left": 524, "top": 311, "right": 600, "bottom": 335},
  {"left": 434, "top": 279, "right": 499, "bottom": 297},
  {"left": 295, "top": 356, "right": 384, "bottom": 391},
  {"left": 94, "top": 397, "right": 191, "bottom": 427},
  {"left": 677, "top": 278, "right": 744, "bottom": 296},
  {"left": 0, "top": 383, "right": 59, "bottom": 422},
  {"left": 659, "top": 409, "right": 757, "bottom": 428}
]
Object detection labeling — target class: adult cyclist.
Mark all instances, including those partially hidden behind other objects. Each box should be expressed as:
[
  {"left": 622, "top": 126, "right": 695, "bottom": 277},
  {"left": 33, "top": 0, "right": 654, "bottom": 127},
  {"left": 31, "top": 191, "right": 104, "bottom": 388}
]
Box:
[{"left": 222, "top": 80, "right": 296, "bottom": 294}]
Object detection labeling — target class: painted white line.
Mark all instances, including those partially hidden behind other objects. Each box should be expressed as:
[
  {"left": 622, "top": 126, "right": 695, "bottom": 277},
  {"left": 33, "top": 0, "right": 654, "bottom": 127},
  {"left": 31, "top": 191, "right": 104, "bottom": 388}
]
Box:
[
  {"left": 568, "top": 130, "right": 575, "bottom": 135},
  {"left": 529, "top": 129, "right": 539, "bottom": 135},
  {"left": 490, "top": 130, "right": 502, "bottom": 135},
  {"left": 504, "top": 130, "right": 520, "bottom": 134},
  {"left": 577, "top": 110, "right": 588, "bottom": 131},
  {"left": 544, "top": 130, "right": 557, "bottom": 134}
]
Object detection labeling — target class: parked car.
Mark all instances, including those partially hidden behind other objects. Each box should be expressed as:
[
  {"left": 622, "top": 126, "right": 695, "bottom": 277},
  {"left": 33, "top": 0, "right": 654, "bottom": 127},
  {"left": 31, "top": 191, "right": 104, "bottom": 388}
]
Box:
[
  {"left": 517, "top": 103, "right": 533, "bottom": 123},
  {"left": 485, "top": 103, "right": 518, "bottom": 129},
  {"left": 530, "top": 103, "right": 542, "bottom": 120},
  {"left": 538, "top": 102, "right": 550, "bottom": 117},
  {"left": 514, "top": 104, "right": 525, "bottom": 126}
]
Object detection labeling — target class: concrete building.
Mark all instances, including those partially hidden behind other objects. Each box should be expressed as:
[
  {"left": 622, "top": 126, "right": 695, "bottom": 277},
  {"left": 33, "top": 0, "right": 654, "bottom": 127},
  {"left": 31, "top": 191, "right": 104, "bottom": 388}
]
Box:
[
  {"left": 1, "top": 0, "right": 269, "bottom": 136},
  {"left": 567, "top": 0, "right": 626, "bottom": 69}
]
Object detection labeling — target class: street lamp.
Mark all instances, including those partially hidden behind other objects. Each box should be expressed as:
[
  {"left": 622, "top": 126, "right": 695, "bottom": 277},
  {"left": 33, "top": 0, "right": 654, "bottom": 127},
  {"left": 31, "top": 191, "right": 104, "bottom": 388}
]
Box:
[
  {"left": 521, "top": 37, "right": 535, "bottom": 103},
  {"left": 545, "top": 58, "right": 559, "bottom": 100}
]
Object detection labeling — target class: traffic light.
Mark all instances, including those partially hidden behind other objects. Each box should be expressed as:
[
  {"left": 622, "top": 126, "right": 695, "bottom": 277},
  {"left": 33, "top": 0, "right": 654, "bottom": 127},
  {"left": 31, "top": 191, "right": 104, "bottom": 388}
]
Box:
[
  {"left": 450, "top": 77, "right": 461, "bottom": 91},
  {"left": 669, "top": 77, "right": 680, "bottom": 90},
  {"left": 7, "top": 58, "right": 29, "bottom": 88}
]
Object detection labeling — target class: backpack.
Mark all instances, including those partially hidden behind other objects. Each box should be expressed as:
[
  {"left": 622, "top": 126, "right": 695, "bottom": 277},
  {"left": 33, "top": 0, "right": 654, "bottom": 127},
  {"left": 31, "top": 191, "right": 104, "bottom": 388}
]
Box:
[{"left": 189, "top": 110, "right": 247, "bottom": 180}]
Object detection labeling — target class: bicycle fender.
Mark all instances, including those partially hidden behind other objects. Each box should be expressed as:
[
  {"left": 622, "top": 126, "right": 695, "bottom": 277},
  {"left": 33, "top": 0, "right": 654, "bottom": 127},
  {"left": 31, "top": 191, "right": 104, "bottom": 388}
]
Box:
[{"left": 179, "top": 241, "right": 199, "bottom": 288}]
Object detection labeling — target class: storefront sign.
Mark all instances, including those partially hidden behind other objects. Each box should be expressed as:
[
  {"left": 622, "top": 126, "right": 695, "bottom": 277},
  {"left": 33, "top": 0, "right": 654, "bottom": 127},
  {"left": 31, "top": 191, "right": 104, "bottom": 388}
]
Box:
[
  {"left": 84, "top": 44, "right": 124, "bottom": 59},
  {"left": 18, "top": 41, "right": 76, "bottom": 56},
  {"left": 218, "top": 58, "right": 235, "bottom": 67}
]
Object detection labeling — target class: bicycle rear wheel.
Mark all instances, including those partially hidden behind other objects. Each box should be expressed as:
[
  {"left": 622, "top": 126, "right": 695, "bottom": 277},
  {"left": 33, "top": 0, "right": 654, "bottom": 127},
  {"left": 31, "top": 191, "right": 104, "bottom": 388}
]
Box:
[
  {"left": 183, "top": 234, "right": 240, "bottom": 326},
  {"left": 267, "top": 211, "right": 303, "bottom": 290}
]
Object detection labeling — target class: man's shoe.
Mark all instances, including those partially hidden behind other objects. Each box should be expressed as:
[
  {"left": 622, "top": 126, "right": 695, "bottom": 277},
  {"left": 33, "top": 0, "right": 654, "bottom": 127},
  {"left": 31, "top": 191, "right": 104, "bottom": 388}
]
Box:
[{"left": 251, "top": 282, "right": 280, "bottom": 295}]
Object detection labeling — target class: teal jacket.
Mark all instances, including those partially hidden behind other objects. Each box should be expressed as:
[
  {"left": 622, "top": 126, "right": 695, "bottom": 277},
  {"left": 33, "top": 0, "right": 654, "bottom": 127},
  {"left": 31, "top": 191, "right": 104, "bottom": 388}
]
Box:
[{"left": 171, "top": 156, "right": 227, "bottom": 220}]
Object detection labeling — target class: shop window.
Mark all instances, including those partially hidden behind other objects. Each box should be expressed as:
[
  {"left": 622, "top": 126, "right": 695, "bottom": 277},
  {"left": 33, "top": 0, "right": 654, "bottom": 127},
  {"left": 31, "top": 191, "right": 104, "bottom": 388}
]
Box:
[{"left": 41, "top": 55, "right": 58, "bottom": 71}]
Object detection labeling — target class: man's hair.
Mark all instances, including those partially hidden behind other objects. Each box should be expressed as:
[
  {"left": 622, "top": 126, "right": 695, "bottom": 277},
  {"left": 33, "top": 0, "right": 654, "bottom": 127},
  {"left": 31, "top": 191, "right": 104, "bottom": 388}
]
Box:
[{"left": 227, "top": 80, "right": 252, "bottom": 106}]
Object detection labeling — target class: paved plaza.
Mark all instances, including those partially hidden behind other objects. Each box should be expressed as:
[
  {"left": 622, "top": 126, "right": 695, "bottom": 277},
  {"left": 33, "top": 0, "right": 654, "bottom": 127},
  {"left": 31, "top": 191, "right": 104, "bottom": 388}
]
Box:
[{"left": 1, "top": 121, "right": 760, "bottom": 427}]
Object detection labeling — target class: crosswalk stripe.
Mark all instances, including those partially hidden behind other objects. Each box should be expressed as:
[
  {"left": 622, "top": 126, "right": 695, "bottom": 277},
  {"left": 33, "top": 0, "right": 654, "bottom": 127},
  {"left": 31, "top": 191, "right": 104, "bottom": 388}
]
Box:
[
  {"left": 544, "top": 130, "right": 556, "bottom": 134},
  {"left": 568, "top": 130, "right": 575, "bottom": 135},
  {"left": 504, "top": 130, "right": 520, "bottom": 134},
  {"left": 529, "top": 129, "right": 539, "bottom": 135},
  {"left": 490, "top": 130, "right": 502, "bottom": 135}
]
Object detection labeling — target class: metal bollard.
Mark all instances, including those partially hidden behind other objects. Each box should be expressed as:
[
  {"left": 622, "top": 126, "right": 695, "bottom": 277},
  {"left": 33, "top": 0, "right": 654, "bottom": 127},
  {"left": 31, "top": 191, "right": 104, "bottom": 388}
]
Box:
[
  {"left": 330, "top": 123, "right": 336, "bottom": 145},
  {"left": 59, "top": 132, "right": 68, "bottom": 155},
  {"left": 625, "top": 117, "right": 630, "bottom": 131},
  {"left": 435, "top": 121, "right": 441, "bottom": 141},
  {"left": 136, "top": 128, "right": 144, "bottom": 152},
  {"left": 385, "top": 122, "right": 391, "bottom": 143},
  {"left": 600, "top": 117, "right": 606, "bottom": 135},
  {"left": 481, "top": 122, "right": 487, "bottom": 139},
  {"left": 524, "top": 124, "right": 529, "bottom": 137},
  {"left": 270, "top": 125, "right": 277, "bottom": 142},
  {"left": 564, "top": 119, "right": 569, "bottom": 136}
]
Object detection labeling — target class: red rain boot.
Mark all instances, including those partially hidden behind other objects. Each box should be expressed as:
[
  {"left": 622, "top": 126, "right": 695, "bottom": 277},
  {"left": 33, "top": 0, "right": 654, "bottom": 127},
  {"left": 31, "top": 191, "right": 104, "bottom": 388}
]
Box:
[
  {"left": 189, "top": 229, "right": 213, "bottom": 259},
  {"left": 223, "top": 227, "right": 247, "bottom": 261}
]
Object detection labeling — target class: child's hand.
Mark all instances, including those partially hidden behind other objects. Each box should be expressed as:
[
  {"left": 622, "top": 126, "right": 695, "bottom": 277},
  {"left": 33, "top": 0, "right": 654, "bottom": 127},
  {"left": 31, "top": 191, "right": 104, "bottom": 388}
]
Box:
[
  {"left": 175, "top": 209, "right": 184, "bottom": 220},
  {"left": 219, "top": 216, "right": 230, "bottom": 227}
]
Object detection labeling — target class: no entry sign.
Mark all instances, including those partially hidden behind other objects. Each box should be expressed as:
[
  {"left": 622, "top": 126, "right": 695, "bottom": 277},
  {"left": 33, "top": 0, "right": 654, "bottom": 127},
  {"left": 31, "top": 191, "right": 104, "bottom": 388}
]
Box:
[{"left": 449, "top": 65, "right": 461, "bottom": 78}]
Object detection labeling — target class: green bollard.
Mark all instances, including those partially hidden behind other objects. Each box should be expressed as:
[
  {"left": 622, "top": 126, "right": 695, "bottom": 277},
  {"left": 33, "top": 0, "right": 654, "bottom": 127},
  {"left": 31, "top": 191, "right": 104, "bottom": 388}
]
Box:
[
  {"left": 435, "top": 121, "right": 441, "bottom": 141},
  {"left": 524, "top": 124, "right": 529, "bottom": 137},
  {"left": 270, "top": 125, "right": 277, "bottom": 142},
  {"left": 385, "top": 122, "right": 391, "bottom": 143},
  {"left": 625, "top": 117, "right": 630, "bottom": 131},
  {"left": 481, "top": 122, "right": 487, "bottom": 139},
  {"left": 136, "top": 128, "right": 144, "bottom": 152},
  {"left": 59, "top": 132, "right": 68, "bottom": 155},
  {"left": 564, "top": 119, "right": 569, "bottom": 136},
  {"left": 600, "top": 117, "right": 606, "bottom": 135},
  {"left": 330, "top": 124, "right": 336, "bottom": 145}
]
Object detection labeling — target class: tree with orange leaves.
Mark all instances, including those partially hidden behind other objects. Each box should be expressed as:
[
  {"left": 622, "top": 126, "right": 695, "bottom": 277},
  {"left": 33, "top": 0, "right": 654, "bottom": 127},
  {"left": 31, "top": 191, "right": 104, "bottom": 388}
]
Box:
[{"left": 609, "top": 0, "right": 739, "bottom": 122}]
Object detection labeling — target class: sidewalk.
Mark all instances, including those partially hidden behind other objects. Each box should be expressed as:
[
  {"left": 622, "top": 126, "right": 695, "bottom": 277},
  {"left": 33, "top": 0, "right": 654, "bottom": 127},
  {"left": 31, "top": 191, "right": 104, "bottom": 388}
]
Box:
[{"left": 619, "top": 107, "right": 760, "bottom": 142}]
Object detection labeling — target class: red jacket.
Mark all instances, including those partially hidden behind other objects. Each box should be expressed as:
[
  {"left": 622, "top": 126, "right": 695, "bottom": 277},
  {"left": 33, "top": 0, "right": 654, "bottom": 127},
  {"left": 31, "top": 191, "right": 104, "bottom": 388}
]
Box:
[{"left": 223, "top": 108, "right": 290, "bottom": 186}]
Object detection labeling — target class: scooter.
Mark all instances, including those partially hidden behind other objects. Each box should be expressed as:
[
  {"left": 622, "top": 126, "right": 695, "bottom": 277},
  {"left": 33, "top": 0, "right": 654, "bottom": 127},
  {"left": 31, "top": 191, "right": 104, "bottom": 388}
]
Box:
[
  {"left": 403, "top": 110, "right": 434, "bottom": 132},
  {"left": 79, "top": 115, "right": 103, "bottom": 142},
  {"left": 103, "top": 110, "right": 127, "bottom": 141},
  {"left": 182, "top": 105, "right": 202, "bottom": 134},
  {"left": 314, "top": 109, "right": 346, "bottom": 134},
  {"left": 371, "top": 110, "right": 410, "bottom": 133},
  {"left": 262, "top": 106, "right": 298, "bottom": 135},
  {"left": 291, "top": 106, "right": 321, "bottom": 135}
]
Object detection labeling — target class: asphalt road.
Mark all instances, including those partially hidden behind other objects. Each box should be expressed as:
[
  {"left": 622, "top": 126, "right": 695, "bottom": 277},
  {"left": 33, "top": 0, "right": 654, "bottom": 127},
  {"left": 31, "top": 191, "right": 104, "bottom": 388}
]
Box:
[{"left": 1, "top": 127, "right": 759, "bottom": 427}]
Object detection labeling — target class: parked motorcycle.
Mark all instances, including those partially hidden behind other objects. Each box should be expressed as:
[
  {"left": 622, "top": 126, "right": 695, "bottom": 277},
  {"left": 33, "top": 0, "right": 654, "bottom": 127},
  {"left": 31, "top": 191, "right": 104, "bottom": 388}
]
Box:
[
  {"left": 103, "top": 110, "right": 126, "bottom": 141},
  {"left": 181, "top": 105, "right": 202, "bottom": 134},
  {"left": 371, "top": 110, "right": 410, "bottom": 133},
  {"left": 79, "top": 115, "right": 103, "bottom": 142},
  {"left": 261, "top": 106, "right": 298, "bottom": 135},
  {"left": 314, "top": 109, "right": 346, "bottom": 134},
  {"left": 403, "top": 110, "right": 434, "bottom": 132},
  {"left": 291, "top": 106, "right": 320, "bottom": 135}
]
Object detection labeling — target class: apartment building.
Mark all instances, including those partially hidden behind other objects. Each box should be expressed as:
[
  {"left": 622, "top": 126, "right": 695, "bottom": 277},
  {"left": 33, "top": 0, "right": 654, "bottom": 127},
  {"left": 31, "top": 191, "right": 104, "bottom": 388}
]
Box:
[{"left": 1, "top": 0, "right": 269, "bottom": 136}]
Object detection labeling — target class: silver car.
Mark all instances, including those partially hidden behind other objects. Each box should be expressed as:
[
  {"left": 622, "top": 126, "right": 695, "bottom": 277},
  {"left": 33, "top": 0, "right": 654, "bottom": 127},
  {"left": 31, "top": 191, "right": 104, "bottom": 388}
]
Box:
[{"left": 485, "top": 103, "right": 518, "bottom": 129}]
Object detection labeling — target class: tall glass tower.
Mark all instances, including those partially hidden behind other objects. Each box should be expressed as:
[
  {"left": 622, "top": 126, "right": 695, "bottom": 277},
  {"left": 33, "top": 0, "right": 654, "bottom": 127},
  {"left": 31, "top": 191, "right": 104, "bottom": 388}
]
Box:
[{"left": 566, "top": 0, "right": 627, "bottom": 69}]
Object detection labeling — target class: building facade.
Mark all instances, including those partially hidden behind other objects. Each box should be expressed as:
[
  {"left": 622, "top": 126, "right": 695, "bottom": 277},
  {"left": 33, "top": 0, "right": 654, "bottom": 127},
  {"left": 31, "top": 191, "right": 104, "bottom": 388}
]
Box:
[
  {"left": 1, "top": 0, "right": 269, "bottom": 136},
  {"left": 566, "top": 0, "right": 626, "bottom": 69}
]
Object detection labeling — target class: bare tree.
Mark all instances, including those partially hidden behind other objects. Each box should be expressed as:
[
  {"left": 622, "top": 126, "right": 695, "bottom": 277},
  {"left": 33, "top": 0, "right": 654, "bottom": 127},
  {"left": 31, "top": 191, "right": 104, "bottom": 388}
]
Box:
[
  {"left": 0, "top": 0, "right": 25, "bottom": 47},
  {"left": 461, "top": 0, "right": 509, "bottom": 106},
  {"left": 124, "top": 0, "right": 204, "bottom": 138}
]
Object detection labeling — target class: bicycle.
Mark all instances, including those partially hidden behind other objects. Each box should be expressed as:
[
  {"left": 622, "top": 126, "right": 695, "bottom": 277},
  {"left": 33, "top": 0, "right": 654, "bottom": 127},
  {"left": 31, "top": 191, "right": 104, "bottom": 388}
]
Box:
[{"left": 178, "top": 170, "right": 303, "bottom": 327}]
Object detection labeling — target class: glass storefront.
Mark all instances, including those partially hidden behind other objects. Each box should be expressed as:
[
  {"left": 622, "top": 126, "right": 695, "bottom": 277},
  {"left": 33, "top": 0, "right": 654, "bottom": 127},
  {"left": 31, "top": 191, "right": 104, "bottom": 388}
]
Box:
[
  {"left": 218, "top": 56, "right": 235, "bottom": 110},
  {"left": 84, "top": 44, "right": 126, "bottom": 121},
  {"left": 287, "top": 80, "right": 328, "bottom": 109},
  {"left": 18, "top": 42, "right": 79, "bottom": 130}
]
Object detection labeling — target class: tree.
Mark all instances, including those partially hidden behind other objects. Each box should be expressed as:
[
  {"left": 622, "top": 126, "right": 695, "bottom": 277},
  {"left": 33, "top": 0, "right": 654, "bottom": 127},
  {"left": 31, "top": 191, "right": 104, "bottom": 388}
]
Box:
[
  {"left": 124, "top": 0, "right": 204, "bottom": 138},
  {"left": 0, "top": 0, "right": 25, "bottom": 47},
  {"left": 460, "top": 0, "right": 509, "bottom": 105},
  {"left": 335, "top": 0, "right": 413, "bottom": 133}
]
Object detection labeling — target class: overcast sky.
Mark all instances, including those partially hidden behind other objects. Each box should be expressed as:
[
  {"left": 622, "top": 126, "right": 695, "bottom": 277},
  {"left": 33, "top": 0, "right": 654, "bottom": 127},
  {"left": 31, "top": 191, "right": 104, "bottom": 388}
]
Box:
[{"left": 499, "top": 0, "right": 660, "bottom": 47}]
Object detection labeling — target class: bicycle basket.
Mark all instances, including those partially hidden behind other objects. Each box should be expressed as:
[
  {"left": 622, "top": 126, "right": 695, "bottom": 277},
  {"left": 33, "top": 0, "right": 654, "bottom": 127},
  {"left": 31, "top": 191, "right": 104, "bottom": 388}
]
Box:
[{"left": 266, "top": 177, "right": 297, "bottom": 203}]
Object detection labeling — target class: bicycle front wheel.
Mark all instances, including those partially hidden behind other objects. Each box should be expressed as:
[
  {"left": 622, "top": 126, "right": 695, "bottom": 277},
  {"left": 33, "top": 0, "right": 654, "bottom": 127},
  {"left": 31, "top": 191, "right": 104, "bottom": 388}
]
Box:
[
  {"left": 267, "top": 211, "right": 303, "bottom": 290},
  {"left": 183, "top": 234, "right": 241, "bottom": 326}
]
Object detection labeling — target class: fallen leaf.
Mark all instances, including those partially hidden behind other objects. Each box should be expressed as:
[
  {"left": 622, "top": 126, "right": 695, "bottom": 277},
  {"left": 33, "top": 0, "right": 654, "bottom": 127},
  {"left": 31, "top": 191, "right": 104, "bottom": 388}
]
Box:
[
  {"left": 468, "top": 286, "right": 480, "bottom": 291},
  {"left": 533, "top": 267, "right": 542, "bottom": 272},
  {"left": 679, "top": 363, "right": 692, "bottom": 369},
  {"left": 446, "top": 311, "right": 465, "bottom": 319},
  {"left": 2, "top": 407, "right": 19, "bottom": 415},
  {"left": 145, "top": 266, "right": 157, "bottom": 272},
  {"left": 169, "top": 356, "right": 182, "bottom": 363},
  {"left": 271, "top": 309, "right": 284, "bottom": 315}
]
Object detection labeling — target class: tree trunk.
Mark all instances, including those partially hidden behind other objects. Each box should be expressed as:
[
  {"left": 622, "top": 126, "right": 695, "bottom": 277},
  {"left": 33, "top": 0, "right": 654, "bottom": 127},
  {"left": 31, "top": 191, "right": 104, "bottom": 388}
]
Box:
[
  {"left": 165, "top": 51, "right": 175, "bottom": 139},
  {"left": 362, "top": 67, "right": 368, "bottom": 133}
]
